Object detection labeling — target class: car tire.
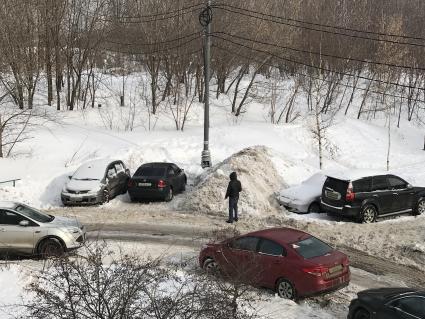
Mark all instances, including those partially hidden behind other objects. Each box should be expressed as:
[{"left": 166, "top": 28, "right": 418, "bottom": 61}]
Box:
[
  {"left": 353, "top": 308, "right": 370, "bottom": 319},
  {"left": 165, "top": 187, "right": 173, "bottom": 202},
  {"left": 202, "top": 258, "right": 220, "bottom": 274},
  {"left": 38, "top": 238, "right": 64, "bottom": 258},
  {"left": 182, "top": 179, "right": 187, "bottom": 192},
  {"left": 360, "top": 205, "right": 377, "bottom": 224},
  {"left": 414, "top": 198, "right": 425, "bottom": 216},
  {"left": 276, "top": 278, "right": 296, "bottom": 300},
  {"left": 102, "top": 189, "right": 110, "bottom": 204},
  {"left": 307, "top": 202, "right": 321, "bottom": 214}
]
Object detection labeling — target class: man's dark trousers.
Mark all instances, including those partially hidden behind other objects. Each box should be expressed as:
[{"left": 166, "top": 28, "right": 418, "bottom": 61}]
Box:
[{"left": 229, "top": 197, "right": 239, "bottom": 221}]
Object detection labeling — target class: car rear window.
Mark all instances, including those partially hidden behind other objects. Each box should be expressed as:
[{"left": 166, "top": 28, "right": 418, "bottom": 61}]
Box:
[
  {"left": 135, "top": 167, "right": 166, "bottom": 177},
  {"left": 291, "top": 236, "right": 333, "bottom": 259},
  {"left": 323, "top": 177, "right": 348, "bottom": 194}
]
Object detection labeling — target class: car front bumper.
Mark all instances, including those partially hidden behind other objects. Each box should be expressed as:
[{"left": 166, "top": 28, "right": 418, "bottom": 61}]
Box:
[
  {"left": 61, "top": 192, "right": 102, "bottom": 206},
  {"left": 278, "top": 198, "right": 309, "bottom": 213}
]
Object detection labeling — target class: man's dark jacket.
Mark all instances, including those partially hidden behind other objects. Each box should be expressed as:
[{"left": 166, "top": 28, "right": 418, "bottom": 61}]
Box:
[{"left": 225, "top": 172, "right": 242, "bottom": 199}]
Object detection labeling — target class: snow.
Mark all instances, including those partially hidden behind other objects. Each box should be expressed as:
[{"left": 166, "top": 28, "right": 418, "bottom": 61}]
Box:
[
  {"left": 0, "top": 201, "right": 17, "bottom": 209},
  {"left": 70, "top": 158, "right": 113, "bottom": 180}
]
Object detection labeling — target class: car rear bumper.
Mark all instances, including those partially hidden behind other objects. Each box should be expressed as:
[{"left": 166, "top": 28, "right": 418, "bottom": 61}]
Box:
[
  {"left": 321, "top": 200, "right": 359, "bottom": 217},
  {"left": 300, "top": 272, "right": 350, "bottom": 297},
  {"left": 128, "top": 187, "right": 168, "bottom": 200},
  {"left": 279, "top": 199, "right": 309, "bottom": 213}
]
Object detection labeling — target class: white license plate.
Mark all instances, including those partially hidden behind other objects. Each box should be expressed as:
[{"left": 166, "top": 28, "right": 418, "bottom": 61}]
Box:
[
  {"left": 329, "top": 265, "right": 343, "bottom": 274},
  {"left": 138, "top": 183, "right": 151, "bottom": 187}
]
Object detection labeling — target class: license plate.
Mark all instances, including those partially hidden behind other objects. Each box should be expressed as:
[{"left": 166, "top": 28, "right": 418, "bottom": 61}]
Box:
[
  {"left": 329, "top": 265, "right": 343, "bottom": 274},
  {"left": 72, "top": 197, "right": 83, "bottom": 202},
  {"left": 138, "top": 182, "right": 151, "bottom": 187}
]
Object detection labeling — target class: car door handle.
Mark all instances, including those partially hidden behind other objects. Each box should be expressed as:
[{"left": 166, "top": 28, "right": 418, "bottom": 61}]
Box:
[
  {"left": 273, "top": 260, "right": 282, "bottom": 264},
  {"left": 392, "top": 193, "right": 399, "bottom": 195},
  {"left": 372, "top": 195, "right": 378, "bottom": 198},
  {"left": 35, "top": 230, "right": 41, "bottom": 234}
]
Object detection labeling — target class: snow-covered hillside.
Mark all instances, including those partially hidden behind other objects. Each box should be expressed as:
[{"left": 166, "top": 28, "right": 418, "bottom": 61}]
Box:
[{"left": 0, "top": 73, "right": 424, "bottom": 209}]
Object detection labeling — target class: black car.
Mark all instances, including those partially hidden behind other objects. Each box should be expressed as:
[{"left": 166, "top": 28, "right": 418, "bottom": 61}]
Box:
[
  {"left": 320, "top": 173, "right": 425, "bottom": 223},
  {"left": 127, "top": 163, "right": 187, "bottom": 202},
  {"left": 348, "top": 288, "right": 425, "bottom": 319}
]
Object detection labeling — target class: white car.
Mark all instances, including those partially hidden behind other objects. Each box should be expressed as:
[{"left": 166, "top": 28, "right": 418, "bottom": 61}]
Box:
[{"left": 277, "top": 173, "right": 327, "bottom": 214}]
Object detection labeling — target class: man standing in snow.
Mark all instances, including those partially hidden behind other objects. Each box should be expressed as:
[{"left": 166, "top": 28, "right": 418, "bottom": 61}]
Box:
[{"left": 225, "top": 171, "right": 242, "bottom": 223}]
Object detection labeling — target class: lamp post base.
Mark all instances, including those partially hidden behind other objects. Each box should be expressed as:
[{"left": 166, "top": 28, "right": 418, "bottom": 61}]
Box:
[{"left": 201, "top": 150, "right": 212, "bottom": 168}]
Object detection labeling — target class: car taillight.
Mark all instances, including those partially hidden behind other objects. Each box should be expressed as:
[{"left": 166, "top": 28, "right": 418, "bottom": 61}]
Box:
[
  {"left": 346, "top": 182, "right": 355, "bottom": 202},
  {"left": 302, "top": 266, "right": 329, "bottom": 277},
  {"left": 128, "top": 180, "right": 135, "bottom": 187},
  {"left": 157, "top": 180, "right": 166, "bottom": 188}
]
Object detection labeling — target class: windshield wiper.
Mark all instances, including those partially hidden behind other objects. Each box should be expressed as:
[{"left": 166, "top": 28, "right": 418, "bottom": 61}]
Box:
[{"left": 74, "top": 178, "right": 99, "bottom": 181}]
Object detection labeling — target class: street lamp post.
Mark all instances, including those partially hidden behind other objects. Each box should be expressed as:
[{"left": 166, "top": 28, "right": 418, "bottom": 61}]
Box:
[{"left": 200, "top": 1, "right": 212, "bottom": 168}]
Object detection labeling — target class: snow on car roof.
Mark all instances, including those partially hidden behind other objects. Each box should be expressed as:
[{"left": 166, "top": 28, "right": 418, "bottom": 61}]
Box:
[
  {"left": 0, "top": 201, "right": 18, "bottom": 209},
  {"left": 72, "top": 158, "right": 119, "bottom": 180},
  {"left": 324, "top": 169, "right": 389, "bottom": 181}
]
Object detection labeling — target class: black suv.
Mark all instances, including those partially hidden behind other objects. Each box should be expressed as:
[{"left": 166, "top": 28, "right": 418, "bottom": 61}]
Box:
[
  {"left": 348, "top": 288, "right": 425, "bottom": 319},
  {"left": 321, "top": 173, "right": 425, "bottom": 223}
]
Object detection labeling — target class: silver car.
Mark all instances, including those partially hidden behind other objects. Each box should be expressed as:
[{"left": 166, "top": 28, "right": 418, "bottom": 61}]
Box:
[
  {"left": 0, "top": 201, "right": 85, "bottom": 257},
  {"left": 61, "top": 158, "right": 130, "bottom": 206}
]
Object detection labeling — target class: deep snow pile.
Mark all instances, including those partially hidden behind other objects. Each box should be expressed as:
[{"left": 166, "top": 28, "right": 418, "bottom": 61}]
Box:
[{"left": 180, "top": 146, "right": 285, "bottom": 216}]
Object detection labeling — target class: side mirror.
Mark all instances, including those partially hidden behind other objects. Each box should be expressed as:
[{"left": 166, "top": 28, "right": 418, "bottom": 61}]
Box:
[
  {"left": 68, "top": 176, "right": 72, "bottom": 180},
  {"left": 125, "top": 168, "right": 130, "bottom": 176},
  {"left": 107, "top": 171, "right": 115, "bottom": 178},
  {"left": 19, "top": 220, "right": 29, "bottom": 227},
  {"left": 407, "top": 183, "right": 413, "bottom": 189}
]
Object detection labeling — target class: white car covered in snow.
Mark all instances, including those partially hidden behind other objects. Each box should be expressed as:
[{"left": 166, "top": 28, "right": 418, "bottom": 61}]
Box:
[{"left": 277, "top": 173, "right": 327, "bottom": 214}]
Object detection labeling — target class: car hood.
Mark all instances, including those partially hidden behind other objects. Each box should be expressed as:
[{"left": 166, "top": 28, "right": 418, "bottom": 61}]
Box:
[
  {"left": 45, "top": 216, "right": 82, "bottom": 229},
  {"left": 358, "top": 288, "right": 418, "bottom": 303},
  {"left": 279, "top": 185, "right": 321, "bottom": 202},
  {"left": 65, "top": 179, "right": 101, "bottom": 192}
]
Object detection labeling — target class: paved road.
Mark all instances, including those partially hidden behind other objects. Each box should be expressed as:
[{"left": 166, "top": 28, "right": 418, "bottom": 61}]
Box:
[{"left": 85, "top": 222, "right": 425, "bottom": 289}]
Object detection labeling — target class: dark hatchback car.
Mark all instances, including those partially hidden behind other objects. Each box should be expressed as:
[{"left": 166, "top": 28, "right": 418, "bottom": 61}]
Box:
[
  {"left": 348, "top": 288, "right": 425, "bottom": 319},
  {"left": 321, "top": 173, "right": 425, "bottom": 223},
  {"left": 199, "top": 228, "right": 350, "bottom": 300},
  {"left": 127, "top": 163, "right": 187, "bottom": 202}
]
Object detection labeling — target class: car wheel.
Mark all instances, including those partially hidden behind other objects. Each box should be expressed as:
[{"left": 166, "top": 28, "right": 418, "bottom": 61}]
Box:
[
  {"left": 203, "top": 258, "right": 220, "bottom": 274},
  {"left": 414, "top": 198, "right": 425, "bottom": 216},
  {"left": 353, "top": 308, "right": 370, "bottom": 319},
  {"left": 360, "top": 205, "right": 377, "bottom": 224},
  {"left": 38, "top": 238, "right": 64, "bottom": 258},
  {"left": 307, "top": 202, "right": 321, "bottom": 214},
  {"left": 102, "top": 189, "right": 110, "bottom": 204},
  {"left": 276, "top": 279, "right": 296, "bottom": 300},
  {"left": 165, "top": 187, "right": 173, "bottom": 202},
  {"left": 182, "top": 179, "right": 187, "bottom": 192}
]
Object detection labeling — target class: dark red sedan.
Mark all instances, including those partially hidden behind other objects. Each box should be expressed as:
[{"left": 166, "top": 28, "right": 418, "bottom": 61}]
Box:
[{"left": 199, "top": 227, "right": 350, "bottom": 300}]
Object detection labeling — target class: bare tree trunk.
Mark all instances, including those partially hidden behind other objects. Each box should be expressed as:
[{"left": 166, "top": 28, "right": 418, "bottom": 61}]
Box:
[{"left": 0, "top": 115, "right": 3, "bottom": 158}]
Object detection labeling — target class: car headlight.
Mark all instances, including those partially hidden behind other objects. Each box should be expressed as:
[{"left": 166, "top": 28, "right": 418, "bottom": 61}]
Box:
[{"left": 65, "top": 227, "right": 81, "bottom": 234}]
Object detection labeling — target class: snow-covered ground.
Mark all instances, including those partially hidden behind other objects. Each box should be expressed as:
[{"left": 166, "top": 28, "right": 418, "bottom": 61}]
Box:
[{"left": 1, "top": 72, "right": 425, "bottom": 319}]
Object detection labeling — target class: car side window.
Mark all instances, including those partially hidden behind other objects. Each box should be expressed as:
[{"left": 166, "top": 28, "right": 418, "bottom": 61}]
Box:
[
  {"left": 230, "top": 236, "right": 259, "bottom": 252},
  {"left": 171, "top": 164, "right": 181, "bottom": 174},
  {"left": 168, "top": 167, "right": 175, "bottom": 176},
  {"left": 388, "top": 176, "right": 407, "bottom": 190},
  {"left": 353, "top": 178, "right": 372, "bottom": 192},
  {"left": 114, "top": 163, "right": 124, "bottom": 173},
  {"left": 258, "top": 239, "right": 285, "bottom": 256},
  {"left": 0, "top": 210, "right": 26, "bottom": 225},
  {"left": 372, "top": 176, "right": 389, "bottom": 191},
  {"left": 392, "top": 297, "right": 425, "bottom": 318},
  {"left": 107, "top": 166, "right": 117, "bottom": 178}
]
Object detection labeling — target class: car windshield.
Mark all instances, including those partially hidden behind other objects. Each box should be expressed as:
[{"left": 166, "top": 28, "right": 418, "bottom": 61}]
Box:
[
  {"left": 291, "top": 236, "right": 333, "bottom": 259},
  {"left": 72, "top": 162, "right": 107, "bottom": 181},
  {"left": 15, "top": 205, "right": 54, "bottom": 223},
  {"left": 302, "top": 173, "right": 326, "bottom": 186},
  {"left": 135, "top": 167, "right": 166, "bottom": 177}
]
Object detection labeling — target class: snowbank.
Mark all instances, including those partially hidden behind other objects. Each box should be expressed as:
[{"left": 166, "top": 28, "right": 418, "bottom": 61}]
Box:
[{"left": 180, "top": 146, "right": 285, "bottom": 216}]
